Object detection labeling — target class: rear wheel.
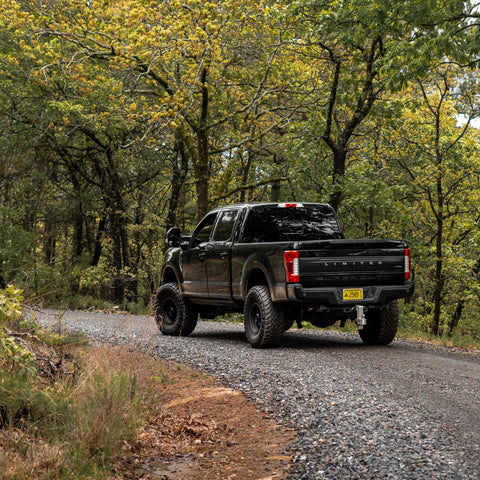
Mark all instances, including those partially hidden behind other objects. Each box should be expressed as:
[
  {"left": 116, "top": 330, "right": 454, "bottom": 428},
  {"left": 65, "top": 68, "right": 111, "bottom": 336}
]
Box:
[
  {"left": 359, "top": 301, "right": 398, "bottom": 345},
  {"left": 244, "top": 285, "right": 285, "bottom": 348},
  {"left": 154, "top": 283, "right": 198, "bottom": 336}
]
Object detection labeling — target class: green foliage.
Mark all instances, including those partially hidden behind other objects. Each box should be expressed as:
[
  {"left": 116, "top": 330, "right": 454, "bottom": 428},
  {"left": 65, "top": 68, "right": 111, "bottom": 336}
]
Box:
[
  {"left": 0, "top": 304, "right": 159, "bottom": 479},
  {"left": 0, "top": 285, "right": 22, "bottom": 327},
  {"left": 0, "top": 208, "right": 34, "bottom": 286},
  {"left": 1, "top": 0, "right": 480, "bottom": 342},
  {"left": 0, "top": 336, "right": 36, "bottom": 378},
  {"left": 0, "top": 287, "right": 37, "bottom": 378},
  {"left": 0, "top": 370, "right": 55, "bottom": 427}
]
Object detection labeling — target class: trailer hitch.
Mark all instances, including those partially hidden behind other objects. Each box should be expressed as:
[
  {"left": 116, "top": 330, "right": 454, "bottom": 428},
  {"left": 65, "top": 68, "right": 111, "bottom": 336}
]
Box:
[{"left": 355, "top": 305, "right": 367, "bottom": 330}]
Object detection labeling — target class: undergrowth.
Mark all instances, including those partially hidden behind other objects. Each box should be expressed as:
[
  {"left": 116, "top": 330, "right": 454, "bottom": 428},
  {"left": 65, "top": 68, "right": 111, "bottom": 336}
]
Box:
[
  {"left": 45, "top": 293, "right": 151, "bottom": 316},
  {"left": 0, "top": 287, "right": 167, "bottom": 480}
]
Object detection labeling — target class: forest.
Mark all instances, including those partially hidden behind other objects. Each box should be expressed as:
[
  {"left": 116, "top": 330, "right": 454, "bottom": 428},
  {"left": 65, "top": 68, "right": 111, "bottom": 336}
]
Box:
[{"left": 1, "top": 0, "right": 480, "bottom": 343}]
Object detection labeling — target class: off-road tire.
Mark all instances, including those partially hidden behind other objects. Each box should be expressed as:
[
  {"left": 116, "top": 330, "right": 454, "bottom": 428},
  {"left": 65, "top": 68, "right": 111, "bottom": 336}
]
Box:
[
  {"left": 359, "top": 301, "right": 398, "bottom": 345},
  {"left": 244, "top": 285, "right": 285, "bottom": 348},
  {"left": 154, "top": 283, "right": 198, "bottom": 336}
]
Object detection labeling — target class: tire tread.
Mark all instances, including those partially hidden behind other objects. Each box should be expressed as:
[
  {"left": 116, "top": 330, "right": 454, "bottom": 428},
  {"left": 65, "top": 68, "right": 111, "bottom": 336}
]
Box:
[
  {"left": 359, "top": 301, "right": 398, "bottom": 345},
  {"left": 244, "top": 285, "right": 285, "bottom": 348},
  {"left": 154, "top": 283, "right": 197, "bottom": 336}
]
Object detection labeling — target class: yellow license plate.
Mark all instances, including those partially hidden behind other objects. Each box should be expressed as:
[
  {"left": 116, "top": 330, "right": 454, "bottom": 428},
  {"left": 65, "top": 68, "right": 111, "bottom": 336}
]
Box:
[{"left": 343, "top": 288, "right": 364, "bottom": 300}]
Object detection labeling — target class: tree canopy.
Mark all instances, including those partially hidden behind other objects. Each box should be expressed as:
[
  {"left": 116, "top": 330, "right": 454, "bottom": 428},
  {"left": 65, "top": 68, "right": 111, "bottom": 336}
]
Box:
[{"left": 2, "top": 0, "right": 480, "bottom": 340}]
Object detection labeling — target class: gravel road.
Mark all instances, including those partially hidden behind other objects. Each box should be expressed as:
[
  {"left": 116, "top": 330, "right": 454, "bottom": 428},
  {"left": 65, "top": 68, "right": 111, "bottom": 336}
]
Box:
[{"left": 34, "top": 309, "right": 480, "bottom": 479}]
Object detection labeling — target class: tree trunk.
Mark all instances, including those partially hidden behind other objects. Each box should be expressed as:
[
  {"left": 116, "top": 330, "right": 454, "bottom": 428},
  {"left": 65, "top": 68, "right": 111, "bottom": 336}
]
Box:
[
  {"left": 270, "top": 154, "right": 282, "bottom": 202},
  {"left": 328, "top": 146, "right": 347, "bottom": 212},
  {"left": 73, "top": 206, "right": 84, "bottom": 259},
  {"left": 322, "top": 37, "right": 381, "bottom": 212},
  {"left": 107, "top": 197, "right": 131, "bottom": 304},
  {"left": 270, "top": 180, "right": 281, "bottom": 202},
  {"left": 91, "top": 217, "right": 106, "bottom": 267},
  {"left": 166, "top": 139, "right": 189, "bottom": 229},
  {"left": 193, "top": 147, "right": 209, "bottom": 222},
  {"left": 195, "top": 67, "right": 210, "bottom": 222},
  {"left": 43, "top": 220, "right": 56, "bottom": 265},
  {"left": 431, "top": 230, "right": 444, "bottom": 335},
  {"left": 430, "top": 153, "right": 444, "bottom": 336},
  {"left": 239, "top": 152, "right": 253, "bottom": 203},
  {"left": 448, "top": 300, "right": 464, "bottom": 336},
  {"left": 448, "top": 257, "right": 480, "bottom": 335},
  {"left": 70, "top": 206, "right": 84, "bottom": 295},
  {"left": 365, "top": 206, "right": 374, "bottom": 238}
]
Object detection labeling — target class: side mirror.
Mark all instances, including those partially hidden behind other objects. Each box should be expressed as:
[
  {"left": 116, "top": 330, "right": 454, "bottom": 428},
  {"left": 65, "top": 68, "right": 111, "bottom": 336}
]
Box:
[{"left": 166, "top": 227, "right": 181, "bottom": 247}]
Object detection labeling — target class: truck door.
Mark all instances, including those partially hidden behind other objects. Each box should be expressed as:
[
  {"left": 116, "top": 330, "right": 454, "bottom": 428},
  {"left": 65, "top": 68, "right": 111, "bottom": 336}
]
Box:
[
  {"left": 181, "top": 212, "right": 217, "bottom": 297},
  {"left": 206, "top": 209, "right": 239, "bottom": 299}
]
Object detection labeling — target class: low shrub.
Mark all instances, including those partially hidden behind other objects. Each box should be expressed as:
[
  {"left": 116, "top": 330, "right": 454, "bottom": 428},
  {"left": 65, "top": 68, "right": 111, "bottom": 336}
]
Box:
[{"left": 0, "top": 288, "right": 160, "bottom": 479}]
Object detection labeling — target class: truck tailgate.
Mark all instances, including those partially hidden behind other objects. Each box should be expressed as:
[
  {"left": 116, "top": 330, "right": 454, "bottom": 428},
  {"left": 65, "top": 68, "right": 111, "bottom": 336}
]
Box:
[{"left": 296, "top": 239, "right": 408, "bottom": 288}]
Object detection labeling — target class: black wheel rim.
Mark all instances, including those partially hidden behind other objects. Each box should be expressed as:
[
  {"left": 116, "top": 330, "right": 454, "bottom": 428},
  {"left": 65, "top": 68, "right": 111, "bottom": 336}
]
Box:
[
  {"left": 162, "top": 298, "right": 177, "bottom": 326},
  {"left": 248, "top": 303, "right": 261, "bottom": 335}
]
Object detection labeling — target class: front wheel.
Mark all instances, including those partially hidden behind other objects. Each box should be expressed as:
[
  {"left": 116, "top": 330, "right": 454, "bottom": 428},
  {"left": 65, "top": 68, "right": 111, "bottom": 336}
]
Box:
[
  {"left": 358, "top": 301, "right": 398, "bottom": 345},
  {"left": 244, "top": 285, "right": 285, "bottom": 348},
  {"left": 154, "top": 283, "right": 198, "bottom": 336}
]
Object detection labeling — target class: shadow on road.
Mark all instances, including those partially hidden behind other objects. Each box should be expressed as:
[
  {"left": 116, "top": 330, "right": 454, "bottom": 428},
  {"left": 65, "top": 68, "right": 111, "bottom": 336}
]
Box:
[{"left": 190, "top": 325, "right": 383, "bottom": 351}]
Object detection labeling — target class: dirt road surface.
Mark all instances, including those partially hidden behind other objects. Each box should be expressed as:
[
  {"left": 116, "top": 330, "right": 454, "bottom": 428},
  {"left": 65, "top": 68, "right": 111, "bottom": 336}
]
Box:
[{"left": 35, "top": 310, "right": 480, "bottom": 479}]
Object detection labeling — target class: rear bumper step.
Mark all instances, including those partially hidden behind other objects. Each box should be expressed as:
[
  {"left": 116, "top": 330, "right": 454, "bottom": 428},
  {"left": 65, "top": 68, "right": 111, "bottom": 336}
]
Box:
[{"left": 287, "top": 282, "right": 414, "bottom": 306}]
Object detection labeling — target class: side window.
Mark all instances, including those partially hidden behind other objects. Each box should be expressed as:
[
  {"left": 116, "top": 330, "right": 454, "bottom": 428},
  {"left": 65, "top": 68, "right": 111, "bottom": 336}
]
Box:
[
  {"left": 193, "top": 213, "right": 217, "bottom": 244},
  {"left": 241, "top": 209, "right": 267, "bottom": 243},
  {"left": 212, "top": 210, "right": 238, "bottom": 242}
]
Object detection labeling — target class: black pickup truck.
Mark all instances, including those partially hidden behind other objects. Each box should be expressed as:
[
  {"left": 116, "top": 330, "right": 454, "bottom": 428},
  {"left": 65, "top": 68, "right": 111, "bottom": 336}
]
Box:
[{"left": 154, "top": 202, "right": 414, "bottom": 348}]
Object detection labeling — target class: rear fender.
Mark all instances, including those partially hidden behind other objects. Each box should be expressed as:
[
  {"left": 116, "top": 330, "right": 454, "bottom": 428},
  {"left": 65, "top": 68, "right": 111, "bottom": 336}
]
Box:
[{"left": 241, "top": 255, "right": 281, "bottom": 300}]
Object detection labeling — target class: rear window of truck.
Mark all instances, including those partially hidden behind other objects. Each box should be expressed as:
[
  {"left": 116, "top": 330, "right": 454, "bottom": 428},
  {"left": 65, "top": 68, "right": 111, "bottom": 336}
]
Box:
[{"left": 240, "top": 205, "right": 342, "bottom": 243}]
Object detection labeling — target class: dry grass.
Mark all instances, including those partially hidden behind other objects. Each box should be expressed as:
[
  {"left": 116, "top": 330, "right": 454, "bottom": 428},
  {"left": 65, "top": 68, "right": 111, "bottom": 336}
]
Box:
[
  {"left": 0, "top": 344, "right": 169, "bottom": 480},
  {"left": 1, "top": 344, "right": 294, "bottom": 480},
  {"left": 2, "top": 342, "right": 297, "bottom": 480}
]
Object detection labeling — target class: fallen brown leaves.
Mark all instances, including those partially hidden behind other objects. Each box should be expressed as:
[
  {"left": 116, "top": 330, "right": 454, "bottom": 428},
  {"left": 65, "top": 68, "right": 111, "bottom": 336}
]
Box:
[{"left": 111, "top": 346, "right": 294, "bottom": 480}]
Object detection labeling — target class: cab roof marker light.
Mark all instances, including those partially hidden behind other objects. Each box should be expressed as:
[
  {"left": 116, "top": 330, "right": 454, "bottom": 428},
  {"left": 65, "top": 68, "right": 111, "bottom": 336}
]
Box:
[{"left": 279, "top": 203, "right": 304, "bottom": 208}]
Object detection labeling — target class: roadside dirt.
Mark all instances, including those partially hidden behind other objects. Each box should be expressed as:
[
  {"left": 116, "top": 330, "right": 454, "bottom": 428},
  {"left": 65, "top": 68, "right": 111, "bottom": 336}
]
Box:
[
  {"left": 32, "top": 310, "right": 480, "bottom": 479},
  {"left": 113, "top": 346, "right": 294, "bottom": 480}
]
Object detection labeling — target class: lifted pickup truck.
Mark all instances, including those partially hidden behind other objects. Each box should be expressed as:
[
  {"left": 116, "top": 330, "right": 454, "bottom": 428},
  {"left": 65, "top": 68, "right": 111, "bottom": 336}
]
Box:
[{"left": 154, "top": 203, "right": 414, "bottom": 348}]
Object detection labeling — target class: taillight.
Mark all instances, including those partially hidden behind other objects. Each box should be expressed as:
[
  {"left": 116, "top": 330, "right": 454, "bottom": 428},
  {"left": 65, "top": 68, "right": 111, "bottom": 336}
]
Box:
[
  {"left": 405, "top": 248, "right": 412, "bottom": 280},
  {"left": 284, "top": 250, "right": 300, "bottom": 283}
]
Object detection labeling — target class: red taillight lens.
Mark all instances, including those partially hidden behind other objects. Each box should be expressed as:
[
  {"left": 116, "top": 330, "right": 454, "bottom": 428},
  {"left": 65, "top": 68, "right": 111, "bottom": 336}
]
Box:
[
  {"left": 405, "top": 248, "right": 412, "bottom": 280},
  {"left": 284, "top": 250, "right": 300, "bottom": 283}
]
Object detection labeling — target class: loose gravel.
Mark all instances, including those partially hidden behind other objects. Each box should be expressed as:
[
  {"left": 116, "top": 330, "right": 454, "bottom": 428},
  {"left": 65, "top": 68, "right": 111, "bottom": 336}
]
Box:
[{"left": 34, "top": 309, "right": 480, "bottom": 479}]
